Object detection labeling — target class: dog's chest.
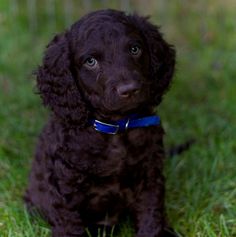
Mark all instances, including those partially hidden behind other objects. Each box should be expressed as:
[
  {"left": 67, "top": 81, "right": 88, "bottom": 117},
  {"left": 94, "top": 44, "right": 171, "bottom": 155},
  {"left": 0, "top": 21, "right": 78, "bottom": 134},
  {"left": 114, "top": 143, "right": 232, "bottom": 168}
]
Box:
[
  {"left": 78, "top": 129, "right": 158, "bottom": 224},
  {"left": 62, "top": 127, "right": 162, "bottom": 225},
  {"left": 80, "top": 128, "right": 156, "bottom": 175}
]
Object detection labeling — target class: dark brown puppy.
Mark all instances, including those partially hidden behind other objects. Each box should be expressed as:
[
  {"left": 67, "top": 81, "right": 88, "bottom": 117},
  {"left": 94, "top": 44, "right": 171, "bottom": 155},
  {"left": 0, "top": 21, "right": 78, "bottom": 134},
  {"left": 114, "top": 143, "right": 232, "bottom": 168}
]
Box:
[{"left": 25, "top": 9, "right": 177, "bottom": 237}]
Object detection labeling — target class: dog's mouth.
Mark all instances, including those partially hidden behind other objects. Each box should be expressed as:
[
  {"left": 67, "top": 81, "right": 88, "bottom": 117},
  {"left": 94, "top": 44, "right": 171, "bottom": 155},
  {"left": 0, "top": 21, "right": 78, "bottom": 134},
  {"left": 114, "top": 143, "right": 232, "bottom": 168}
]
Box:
[
  {"left": 102, "top": 96, "right": 147, "bottom": 114},
  {"left": 86, "top": 85, "right": 151, "bottom": 119},
  {"left": 101, "top": 86, "right": 149, "bottom": 113}
]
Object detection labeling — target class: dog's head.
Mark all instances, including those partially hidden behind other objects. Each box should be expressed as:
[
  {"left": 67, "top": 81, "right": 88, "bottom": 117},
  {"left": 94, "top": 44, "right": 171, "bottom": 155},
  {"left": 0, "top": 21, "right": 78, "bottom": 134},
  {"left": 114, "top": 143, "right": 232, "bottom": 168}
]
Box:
[{"left": 37, "top": 9, "right": 175, "bottom": 126}]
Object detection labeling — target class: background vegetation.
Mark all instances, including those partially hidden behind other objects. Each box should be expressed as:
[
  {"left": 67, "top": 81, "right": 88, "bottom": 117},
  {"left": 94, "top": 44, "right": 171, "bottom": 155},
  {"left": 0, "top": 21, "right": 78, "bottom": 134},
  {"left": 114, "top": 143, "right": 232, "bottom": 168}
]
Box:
[{"left": 0, "top": 0, "right": 235, "bottom": 236}]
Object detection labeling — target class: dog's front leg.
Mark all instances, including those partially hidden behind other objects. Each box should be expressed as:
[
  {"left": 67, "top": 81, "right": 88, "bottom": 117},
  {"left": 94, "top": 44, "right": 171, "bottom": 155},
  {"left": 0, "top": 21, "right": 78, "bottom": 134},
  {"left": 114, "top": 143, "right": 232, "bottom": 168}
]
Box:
[
  {"left": 48, "top": 194, "right": 87, "bottom": 237},
  {"left": 46, "top": 190, "right": 86, "bottom": 237},
  {"left": 133, "top": 172, "right": 166, "bottom": 237},
  {"left": 51, "top": 212, "right": 85, "bottom": 237},
  {"left": 46, "top": 173, "right": 87, "bottom": 237}
]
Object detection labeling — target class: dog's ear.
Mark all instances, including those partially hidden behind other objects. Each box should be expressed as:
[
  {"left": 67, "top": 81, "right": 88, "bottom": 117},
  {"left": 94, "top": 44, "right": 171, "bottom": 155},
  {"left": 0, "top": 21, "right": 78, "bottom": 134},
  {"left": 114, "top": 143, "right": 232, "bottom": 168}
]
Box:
[
  {"left": 130, "top": 15, "right": 176, "bottom": 105},
  {"left": 36, "top": 32, "right": 89, "bottom": 127}
]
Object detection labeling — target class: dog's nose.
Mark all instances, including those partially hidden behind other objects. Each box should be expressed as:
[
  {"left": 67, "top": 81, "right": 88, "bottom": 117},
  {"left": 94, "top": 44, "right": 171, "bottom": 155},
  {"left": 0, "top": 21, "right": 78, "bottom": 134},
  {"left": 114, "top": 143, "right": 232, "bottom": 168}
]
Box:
[{"left": 117, "top": 82, "right": 140, "bottom": 98}]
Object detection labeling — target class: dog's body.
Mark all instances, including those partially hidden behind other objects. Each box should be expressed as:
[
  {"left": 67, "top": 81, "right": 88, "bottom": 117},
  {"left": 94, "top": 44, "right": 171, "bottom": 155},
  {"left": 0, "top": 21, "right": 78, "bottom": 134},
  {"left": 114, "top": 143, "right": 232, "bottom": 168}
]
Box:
[
  {"left": 25, "top": 9, "right": 177, "bottom": 237},
  {"left": 27, "top": 119, "right": 166, "bottom": 236}
]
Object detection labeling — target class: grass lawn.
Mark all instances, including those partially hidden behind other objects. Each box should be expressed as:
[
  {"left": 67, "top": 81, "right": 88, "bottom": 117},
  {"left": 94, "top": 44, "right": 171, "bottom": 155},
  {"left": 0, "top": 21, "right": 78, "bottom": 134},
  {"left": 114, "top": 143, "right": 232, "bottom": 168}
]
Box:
[{"left": 0, "top": 1, "right": 236, "bottom": 236}]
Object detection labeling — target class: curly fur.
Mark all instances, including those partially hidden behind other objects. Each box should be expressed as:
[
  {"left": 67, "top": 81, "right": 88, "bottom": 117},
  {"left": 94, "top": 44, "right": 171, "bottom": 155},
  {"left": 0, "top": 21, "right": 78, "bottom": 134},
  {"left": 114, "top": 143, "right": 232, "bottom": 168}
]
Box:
[{"left": 25, "top": 9, "right": 177, "bottom": 237}]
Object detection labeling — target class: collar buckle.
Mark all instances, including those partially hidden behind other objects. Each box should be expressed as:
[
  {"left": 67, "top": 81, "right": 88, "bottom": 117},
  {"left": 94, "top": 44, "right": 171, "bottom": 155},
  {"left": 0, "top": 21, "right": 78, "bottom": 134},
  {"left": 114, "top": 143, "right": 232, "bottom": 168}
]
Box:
[{"left": 125, "top": 119, "right": 130, "bottom": 130}]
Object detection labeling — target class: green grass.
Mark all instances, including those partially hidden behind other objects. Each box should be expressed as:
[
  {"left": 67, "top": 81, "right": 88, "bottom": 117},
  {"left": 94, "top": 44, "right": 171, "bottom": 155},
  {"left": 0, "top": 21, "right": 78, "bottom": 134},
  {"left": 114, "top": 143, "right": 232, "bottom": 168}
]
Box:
[{"left": 0, "top": 1, "right": 236, "bottom": 236}]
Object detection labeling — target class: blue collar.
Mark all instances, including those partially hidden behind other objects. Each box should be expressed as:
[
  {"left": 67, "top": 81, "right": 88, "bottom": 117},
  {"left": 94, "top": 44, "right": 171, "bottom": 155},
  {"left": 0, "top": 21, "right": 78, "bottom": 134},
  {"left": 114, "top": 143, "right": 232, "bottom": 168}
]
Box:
[{"left": 90, "top": 115, "right": 161, "bottom": 134}]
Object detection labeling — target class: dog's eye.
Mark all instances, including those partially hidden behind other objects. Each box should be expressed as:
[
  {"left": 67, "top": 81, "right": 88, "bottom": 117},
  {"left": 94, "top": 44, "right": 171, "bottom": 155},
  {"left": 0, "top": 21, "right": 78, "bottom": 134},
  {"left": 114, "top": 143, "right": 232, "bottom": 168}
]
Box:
[
  {"left": 129, "top": 45, "right": 142, "bottom": 57},
  {"left": 84, "top": 57, "right": 98, "bottom": 68}
]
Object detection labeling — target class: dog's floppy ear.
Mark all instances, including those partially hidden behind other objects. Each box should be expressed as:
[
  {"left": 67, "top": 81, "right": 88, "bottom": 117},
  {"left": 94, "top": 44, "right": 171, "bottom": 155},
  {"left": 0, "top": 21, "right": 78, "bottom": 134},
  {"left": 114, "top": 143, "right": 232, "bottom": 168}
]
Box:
[
  {"left": 130, "top": 15, "right": 176, "bottom": 105},
  {"left": 36, "top": 32, "right": 89, "bottom": 127}
]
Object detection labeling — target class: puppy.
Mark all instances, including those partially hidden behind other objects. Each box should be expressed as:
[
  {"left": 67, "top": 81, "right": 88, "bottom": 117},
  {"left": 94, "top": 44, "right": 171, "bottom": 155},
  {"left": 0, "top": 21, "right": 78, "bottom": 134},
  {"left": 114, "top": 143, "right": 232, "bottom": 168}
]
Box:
[{"left": 25, "top": 9, "right": 177, "bottom": 237}]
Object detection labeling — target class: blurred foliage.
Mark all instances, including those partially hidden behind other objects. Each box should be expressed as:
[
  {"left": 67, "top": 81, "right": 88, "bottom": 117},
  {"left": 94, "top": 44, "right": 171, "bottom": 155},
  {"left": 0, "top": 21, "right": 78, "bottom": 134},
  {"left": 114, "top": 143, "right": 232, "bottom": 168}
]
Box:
[{"left": 0, "top": 0, "right": 236, "bottom": 236}]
